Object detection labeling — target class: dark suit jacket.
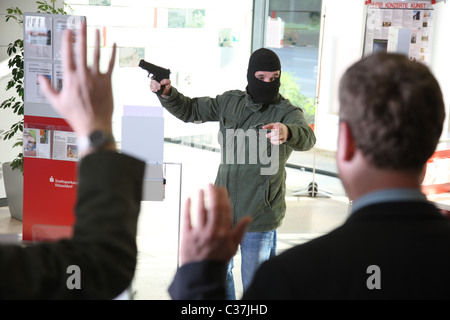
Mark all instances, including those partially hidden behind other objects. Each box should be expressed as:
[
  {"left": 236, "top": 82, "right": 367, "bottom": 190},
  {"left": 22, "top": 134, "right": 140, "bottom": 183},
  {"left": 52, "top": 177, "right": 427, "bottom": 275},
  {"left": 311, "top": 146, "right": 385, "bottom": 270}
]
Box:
[
  {"left": 0, "top": 152, "right": 145, "bottom": 299},
  {"left": 169, "top": 201, "right": 450, "bottom": 299}
]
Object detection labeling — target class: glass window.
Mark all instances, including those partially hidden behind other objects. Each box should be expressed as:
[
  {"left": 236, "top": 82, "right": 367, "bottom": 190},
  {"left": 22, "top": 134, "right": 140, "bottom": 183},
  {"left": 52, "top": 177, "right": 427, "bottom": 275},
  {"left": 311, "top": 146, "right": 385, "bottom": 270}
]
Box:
[
  {"left": 265, "top": 0, "right": 349, "bottom": 248},
  {"left": 268, "top": 0, "right": 321, "bottom": 102}
]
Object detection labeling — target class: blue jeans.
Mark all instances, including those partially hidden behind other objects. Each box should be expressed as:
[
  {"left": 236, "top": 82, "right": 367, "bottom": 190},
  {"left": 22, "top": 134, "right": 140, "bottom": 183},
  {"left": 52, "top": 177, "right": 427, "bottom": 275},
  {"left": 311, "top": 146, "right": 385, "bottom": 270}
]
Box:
[{"left": 226, "top": 230, "right": 277, "bottom": 300}]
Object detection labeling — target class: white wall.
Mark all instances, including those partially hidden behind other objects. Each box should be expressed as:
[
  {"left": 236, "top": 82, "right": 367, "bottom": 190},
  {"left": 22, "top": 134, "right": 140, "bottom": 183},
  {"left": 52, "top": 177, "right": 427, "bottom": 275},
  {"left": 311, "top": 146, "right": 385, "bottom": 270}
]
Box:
[{"left": 315, "top": 0, "right": 366, "bottom": 151}]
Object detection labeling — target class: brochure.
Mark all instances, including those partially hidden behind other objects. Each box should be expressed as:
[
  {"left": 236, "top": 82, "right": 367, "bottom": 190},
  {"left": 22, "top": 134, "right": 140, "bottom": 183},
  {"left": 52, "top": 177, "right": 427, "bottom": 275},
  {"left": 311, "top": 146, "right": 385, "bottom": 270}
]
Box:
[
  {"left": 24, "top": 15, "right": 53, "bottom": 60},
  {"left": 23, "top": 128, "right": 51, "bottom": 159},
  {"left": 52, "top": 130, "right": 79, "bottom": 161},
  {"left": 25, "top": 61, "right": 52, "bottom": 103}
]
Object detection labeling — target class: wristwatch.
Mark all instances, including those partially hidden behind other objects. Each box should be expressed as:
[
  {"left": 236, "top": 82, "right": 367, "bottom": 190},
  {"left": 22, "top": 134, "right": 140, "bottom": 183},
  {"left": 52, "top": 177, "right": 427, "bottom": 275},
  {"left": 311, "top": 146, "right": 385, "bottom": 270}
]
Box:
[{"left": 78, "top": 130, "right": 115, "bottom": 152}]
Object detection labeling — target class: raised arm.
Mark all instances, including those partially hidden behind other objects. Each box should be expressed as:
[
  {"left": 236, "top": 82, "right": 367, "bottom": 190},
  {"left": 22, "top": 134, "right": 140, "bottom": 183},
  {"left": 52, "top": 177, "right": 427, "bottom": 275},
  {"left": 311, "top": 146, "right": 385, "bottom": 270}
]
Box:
[
  {"left": 169, "top": 184, "right": 251, "bottom": 300},
  {"left": 0, "top": 23, "right": 144, "bottom": 299}
]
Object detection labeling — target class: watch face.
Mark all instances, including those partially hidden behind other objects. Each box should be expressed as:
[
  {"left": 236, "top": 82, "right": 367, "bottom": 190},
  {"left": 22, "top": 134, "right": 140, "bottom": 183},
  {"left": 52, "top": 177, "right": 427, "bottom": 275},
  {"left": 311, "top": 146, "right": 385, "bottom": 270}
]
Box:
[
  {"left": 90, "top": 130, "right": 105, "bottom": 146},
  {"left": 89, "top": 130, "right": 114, "bottom": 148}
]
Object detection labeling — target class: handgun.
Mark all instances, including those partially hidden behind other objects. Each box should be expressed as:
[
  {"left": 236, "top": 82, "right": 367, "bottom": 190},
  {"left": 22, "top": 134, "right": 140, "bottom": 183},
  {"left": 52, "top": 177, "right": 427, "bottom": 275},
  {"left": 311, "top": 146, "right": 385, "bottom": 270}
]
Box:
[{"left": 139, "top": 59, "right": 171, "bottom": 95}]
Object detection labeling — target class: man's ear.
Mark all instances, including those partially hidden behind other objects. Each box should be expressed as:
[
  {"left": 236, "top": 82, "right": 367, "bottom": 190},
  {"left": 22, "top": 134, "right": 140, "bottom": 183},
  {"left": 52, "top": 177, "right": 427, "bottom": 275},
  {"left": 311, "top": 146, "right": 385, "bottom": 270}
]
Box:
[{"left": 337, "top": 121, "right": 356, "bottom": 162}]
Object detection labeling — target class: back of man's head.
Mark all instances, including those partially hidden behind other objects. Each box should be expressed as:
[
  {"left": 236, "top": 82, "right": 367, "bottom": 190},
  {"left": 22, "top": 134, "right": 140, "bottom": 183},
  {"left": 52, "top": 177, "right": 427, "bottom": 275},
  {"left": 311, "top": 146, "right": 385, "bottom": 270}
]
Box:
[{"left": 339, "top": 53, "right": 445, "bottom": 172}]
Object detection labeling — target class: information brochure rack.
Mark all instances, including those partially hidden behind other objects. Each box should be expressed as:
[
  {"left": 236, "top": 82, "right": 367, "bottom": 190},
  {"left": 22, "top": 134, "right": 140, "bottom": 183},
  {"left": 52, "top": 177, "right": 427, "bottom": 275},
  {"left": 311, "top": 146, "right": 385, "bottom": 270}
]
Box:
[{"left": 22, "top": 13, "right": 85, "bottom": 241}]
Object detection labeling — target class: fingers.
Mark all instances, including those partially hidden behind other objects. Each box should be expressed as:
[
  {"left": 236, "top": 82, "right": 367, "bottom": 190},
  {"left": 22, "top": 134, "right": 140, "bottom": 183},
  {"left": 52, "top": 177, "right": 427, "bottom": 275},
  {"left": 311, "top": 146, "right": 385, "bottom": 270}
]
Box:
[
  {"left": 160, "top": 79, "right": 171, "bottom": 86},
  {"left": 217, "top": 186, "right": 231, "bottom": 226},
  {"left": 262, "top": 123, "right": 275, "bottom": 130},
  {"left": 150, "top": 79, "right": 171, "bottom": 95},
  {"left": 62, "top": 29, "right": 75, "bottom": 72},
  {"left": 76, "top": 22, "right": 88, "bottom": 76},
  {"left": 183, "top": 197, "right": 192, "bottom": 233},
  {"left": 266, "top": 128, "right": 281, "bottom": 144},
  {"left": 92, "top": 28, "right": 100, "bottom": 74},
  {"left": 207, "top": 184, "right": 218, "bottom": 228},
  {"left": 180, "top": 185, "right": 249, "bottom": 264},
  {"left": 266, "top": 128, "right": 280, "bottom": 139},
  {"left": 150, "top": 80, "right": 161, "bottom": 93},
  {"left": 264, "top": 122, "right": 288, "bottom": 144},
  {"left": 189, "top": 184, "right": 246, "bottom": 236},
  {"left": 264, "top": 123, "right": 280, "bottom": 141},
  {"left": 107, "top": 43, "right": 117, "bottom": 76},
  {"left": 90, "top": 28, "right": 116, "bottom": 76},
  {"left": 197, "top": 189, "right": 207, "bottom": 227},
  {"left": 161, "top": 79, "right": 172, "bottom": 96},
  {"left": 208, "top": 184, "right": 230, "bottom": 230},
  {"left": 38, "top": 75, "right": 58, "bottom": 107}
]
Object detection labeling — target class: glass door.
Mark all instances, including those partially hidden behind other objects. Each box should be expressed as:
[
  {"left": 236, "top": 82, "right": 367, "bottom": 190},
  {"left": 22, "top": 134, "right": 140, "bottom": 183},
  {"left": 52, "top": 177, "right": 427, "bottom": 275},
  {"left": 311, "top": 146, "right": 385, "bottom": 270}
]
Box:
[{"left": 260, "top": 0, "right": 349, "bottom": 249}]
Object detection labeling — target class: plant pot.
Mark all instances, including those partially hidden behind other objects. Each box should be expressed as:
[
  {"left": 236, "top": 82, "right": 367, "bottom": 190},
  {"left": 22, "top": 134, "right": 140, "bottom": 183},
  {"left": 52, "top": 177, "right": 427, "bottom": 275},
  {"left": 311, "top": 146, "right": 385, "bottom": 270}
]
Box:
[{"left": 2, "top": 162, "right": 23, "bottom": 221}]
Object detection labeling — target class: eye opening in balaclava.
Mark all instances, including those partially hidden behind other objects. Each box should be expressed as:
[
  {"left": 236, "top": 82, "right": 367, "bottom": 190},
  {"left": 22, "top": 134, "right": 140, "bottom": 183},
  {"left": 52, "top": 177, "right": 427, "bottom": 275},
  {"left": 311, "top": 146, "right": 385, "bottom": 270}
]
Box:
[{"left": 247, "top": 48, "right": 281, "bottom": 105}]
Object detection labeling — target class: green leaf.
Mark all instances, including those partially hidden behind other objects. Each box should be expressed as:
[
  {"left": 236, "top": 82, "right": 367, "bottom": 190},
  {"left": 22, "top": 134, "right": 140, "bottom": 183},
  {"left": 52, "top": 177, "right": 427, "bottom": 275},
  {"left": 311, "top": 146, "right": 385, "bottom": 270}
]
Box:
[
  {"left": 10, "top": 156, "right": 24, "bottom": 174},
  {"left": 12, "top": 141, "right": 23, "bottom": 148}
]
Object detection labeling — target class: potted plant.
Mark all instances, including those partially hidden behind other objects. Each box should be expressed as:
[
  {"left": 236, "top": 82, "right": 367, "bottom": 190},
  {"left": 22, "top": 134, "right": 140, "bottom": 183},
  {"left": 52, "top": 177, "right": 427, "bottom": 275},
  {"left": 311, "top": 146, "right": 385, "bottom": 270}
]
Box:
[{"left": 1, "top": 0, "right": 72, "bottom": 221}]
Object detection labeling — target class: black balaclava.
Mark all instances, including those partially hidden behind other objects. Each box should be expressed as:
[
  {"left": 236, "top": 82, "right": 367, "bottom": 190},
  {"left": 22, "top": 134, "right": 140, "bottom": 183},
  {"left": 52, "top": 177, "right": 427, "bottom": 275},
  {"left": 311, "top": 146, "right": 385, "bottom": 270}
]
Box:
[{"left": 246, "top": 48, "right": 281, "bottom": 104}]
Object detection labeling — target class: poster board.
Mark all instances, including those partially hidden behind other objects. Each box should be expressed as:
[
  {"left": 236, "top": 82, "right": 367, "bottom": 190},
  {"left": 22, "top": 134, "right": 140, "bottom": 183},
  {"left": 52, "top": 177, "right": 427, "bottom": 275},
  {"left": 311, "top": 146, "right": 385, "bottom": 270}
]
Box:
[
  {"left": 363, "top": 0, "right": 434, "bottom": 64},
  {"left": 22, "top": 13, "right": 85, "bottom": 241}
]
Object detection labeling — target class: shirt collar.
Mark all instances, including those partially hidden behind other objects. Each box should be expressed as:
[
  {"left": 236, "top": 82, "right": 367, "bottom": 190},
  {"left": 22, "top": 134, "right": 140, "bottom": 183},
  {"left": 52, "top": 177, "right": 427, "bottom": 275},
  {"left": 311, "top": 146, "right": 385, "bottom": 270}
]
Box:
[{"left": 351, "top": 188, "right": 428, "bottom": 214}]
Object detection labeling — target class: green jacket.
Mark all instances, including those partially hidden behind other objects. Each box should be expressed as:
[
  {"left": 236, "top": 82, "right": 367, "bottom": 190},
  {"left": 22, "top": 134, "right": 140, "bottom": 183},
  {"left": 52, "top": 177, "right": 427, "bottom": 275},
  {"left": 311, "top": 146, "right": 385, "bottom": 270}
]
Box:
[{"left": 159, "top": 87, "right": 316, "bottom": 232}]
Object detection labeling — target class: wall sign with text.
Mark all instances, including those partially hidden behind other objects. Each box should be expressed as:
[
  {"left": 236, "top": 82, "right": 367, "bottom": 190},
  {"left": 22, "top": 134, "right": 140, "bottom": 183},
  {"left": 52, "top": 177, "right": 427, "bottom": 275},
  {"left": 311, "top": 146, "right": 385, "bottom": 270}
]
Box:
[{"left": 363, "top": 0, "right": 434, "bottom": 64}]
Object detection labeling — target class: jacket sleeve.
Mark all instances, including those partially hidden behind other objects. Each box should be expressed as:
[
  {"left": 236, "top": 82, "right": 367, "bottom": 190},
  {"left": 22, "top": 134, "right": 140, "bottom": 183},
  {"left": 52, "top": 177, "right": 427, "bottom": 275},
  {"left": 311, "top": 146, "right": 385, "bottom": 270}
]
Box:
[
  {"left": 283, "top": 108, "right": 316, "bottom": 151},
  {"left": 0, "top": 152, "right": 145, "bottom": 299},
  {"left": 169, "top": 261, "right": 227, "bottom": 300},
  {"left": 158, "top": 87, "right": 221, "bottom": 123}
]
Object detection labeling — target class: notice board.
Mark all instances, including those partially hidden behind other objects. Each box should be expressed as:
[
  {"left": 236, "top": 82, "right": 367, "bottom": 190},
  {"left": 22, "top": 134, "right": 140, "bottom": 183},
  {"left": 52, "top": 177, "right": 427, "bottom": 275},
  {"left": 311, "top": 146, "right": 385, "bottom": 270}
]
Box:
[{"left": 363, "top": 0, "right": 435, "bottom": 64}]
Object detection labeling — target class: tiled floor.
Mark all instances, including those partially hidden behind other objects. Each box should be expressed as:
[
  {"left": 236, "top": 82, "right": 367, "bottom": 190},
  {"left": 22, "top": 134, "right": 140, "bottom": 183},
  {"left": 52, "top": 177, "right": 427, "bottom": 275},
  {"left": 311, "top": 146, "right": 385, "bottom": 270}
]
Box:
[{"left": 0, "top": 143, "right": 350, "bottom": 299}]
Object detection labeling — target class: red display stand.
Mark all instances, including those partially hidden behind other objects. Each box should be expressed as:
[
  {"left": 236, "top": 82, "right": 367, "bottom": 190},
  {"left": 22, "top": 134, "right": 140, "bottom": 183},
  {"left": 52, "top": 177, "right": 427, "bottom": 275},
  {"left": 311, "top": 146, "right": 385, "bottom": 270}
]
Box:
[
  {"left": 23, "top": 116, "right": 77, "bottom": 241},
  {"left": 22, "top": 13, "right": 85, "bottom": 241}
]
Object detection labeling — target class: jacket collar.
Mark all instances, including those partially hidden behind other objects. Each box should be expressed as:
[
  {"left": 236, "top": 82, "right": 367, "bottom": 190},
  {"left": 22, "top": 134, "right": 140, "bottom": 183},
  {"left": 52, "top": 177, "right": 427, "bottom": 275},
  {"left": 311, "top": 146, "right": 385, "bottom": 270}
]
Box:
[
  {"left": 350, "top": 188, "right": 428, "bottom": 215},
  {"left": 244, "top": 89, "right": 283, "bottom": 112},
  {"left": 346, "top": 200, "right": 444, "bottom": 225}
]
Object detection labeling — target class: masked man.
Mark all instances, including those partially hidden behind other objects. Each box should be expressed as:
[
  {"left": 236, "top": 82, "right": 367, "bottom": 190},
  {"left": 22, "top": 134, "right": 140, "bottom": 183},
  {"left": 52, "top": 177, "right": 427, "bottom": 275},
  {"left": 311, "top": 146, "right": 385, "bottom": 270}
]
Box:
[{"left": 151, "top": 48, "right": 316, "bottom": 299}]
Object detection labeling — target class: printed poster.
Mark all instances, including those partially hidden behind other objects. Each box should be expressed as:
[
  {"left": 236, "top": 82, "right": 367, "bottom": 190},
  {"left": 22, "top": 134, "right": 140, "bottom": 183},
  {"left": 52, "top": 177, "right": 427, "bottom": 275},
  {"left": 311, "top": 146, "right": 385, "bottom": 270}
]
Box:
[{"left": 363, "top": 1, "right": 434, "bottom": 64}]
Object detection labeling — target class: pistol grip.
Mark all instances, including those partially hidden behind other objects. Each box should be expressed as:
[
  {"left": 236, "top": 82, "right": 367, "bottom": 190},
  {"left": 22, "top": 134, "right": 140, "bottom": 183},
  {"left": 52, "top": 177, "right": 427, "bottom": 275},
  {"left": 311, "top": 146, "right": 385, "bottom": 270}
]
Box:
[
  {"left": 152, "top": 75, "right": 166, "bottom": 96},
  {"left": 158, "top": 84, "right": 166, "bottom": 96}
]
